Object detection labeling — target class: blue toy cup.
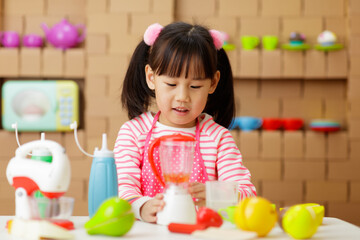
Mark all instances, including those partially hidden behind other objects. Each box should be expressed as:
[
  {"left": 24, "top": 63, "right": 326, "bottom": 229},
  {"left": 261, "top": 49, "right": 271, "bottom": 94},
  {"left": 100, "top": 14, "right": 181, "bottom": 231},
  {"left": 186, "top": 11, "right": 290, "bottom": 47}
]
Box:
[{"left": 231, "top": 116, "right": 262, "bottom": 131}]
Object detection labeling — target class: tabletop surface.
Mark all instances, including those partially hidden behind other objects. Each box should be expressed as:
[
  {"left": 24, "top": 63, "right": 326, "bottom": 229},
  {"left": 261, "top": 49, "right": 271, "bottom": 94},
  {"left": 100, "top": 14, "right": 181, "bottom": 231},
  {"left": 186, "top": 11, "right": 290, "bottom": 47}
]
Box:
[{"left": 1, "top": 216, "right": 360, "bottom": 240}]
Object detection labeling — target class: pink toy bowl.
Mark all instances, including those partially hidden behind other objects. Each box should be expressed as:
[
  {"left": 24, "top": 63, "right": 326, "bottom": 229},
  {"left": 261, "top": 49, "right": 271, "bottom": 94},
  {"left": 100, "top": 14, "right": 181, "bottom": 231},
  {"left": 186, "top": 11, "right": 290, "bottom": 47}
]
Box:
[
  {"left": 23, "top": 34, "right": 43, "bottom": 48},
  {"left": 1, "top": 31, "right": 20, "bottom": 48},
  {"left": 262, "top": 118, "right": 283, "bottom": 130},
  {"left": 283, "top": 118, "right": 304, "bottom": 131}
]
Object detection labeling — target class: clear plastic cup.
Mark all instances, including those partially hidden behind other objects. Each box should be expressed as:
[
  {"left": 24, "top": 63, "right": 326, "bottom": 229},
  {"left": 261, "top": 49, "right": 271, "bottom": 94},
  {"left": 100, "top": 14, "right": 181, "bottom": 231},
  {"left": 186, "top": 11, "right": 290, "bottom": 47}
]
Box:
[
  {"left": 206, "top": 181, "right": 238, "bottom": 211},
  {"left": 31, "top": 196, "right": 74, "bottom": 219}
]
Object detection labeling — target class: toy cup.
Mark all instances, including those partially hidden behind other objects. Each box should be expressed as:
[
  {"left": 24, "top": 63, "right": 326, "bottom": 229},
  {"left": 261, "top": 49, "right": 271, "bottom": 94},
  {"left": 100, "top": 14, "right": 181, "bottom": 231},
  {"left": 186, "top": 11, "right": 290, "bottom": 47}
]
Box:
[
  {"left": 1, "top": 31, "right": 20, "bottom": 48},
  {"left": 283, "top": 118, "right": 304, "bottom": 131},
  {"left": 23, "top": 34, "right": 44, "bottom": 48},
  {"left": 234, "top": 116, "right": 262, "bottom": 131},
  {"left": 206, "top": 181, "right": 238, "bottom": 211},
  {"left": 241, "top": 36, "right": 259, "bottom": 50},
  {"left": 262, "top": 35, "right": 278, "bottom": 50},
  {"left": 262, "top": 118, "right": 283, "bottom": 130},
  {"left": 218, "top": 206, "right": 237, "bottom": 224}
]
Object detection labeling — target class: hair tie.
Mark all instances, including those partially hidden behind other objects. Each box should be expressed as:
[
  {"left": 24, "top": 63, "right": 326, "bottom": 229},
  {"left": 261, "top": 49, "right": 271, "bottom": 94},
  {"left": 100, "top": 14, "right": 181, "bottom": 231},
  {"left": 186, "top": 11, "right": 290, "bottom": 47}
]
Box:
[
  {"left": 144, "top": 23, "right": 163, "bottom": 46},
  {"left": 209, "top": 29, "right": 224, "bottom": 50}
]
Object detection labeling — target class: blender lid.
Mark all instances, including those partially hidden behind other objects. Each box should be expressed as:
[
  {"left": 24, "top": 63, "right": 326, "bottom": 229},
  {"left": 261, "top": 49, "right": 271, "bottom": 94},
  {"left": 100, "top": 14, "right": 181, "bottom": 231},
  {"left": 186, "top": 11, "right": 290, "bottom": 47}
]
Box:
[{"left": 158, "top": 134, "right": 195, "bottom": 142}]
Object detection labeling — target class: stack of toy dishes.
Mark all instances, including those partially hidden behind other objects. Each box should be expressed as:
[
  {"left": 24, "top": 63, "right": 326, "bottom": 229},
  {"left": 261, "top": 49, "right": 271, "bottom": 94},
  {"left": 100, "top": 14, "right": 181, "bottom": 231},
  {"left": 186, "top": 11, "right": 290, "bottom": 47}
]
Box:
[{"left": 310, "top": 119, "right": 341, "bottom": 132}]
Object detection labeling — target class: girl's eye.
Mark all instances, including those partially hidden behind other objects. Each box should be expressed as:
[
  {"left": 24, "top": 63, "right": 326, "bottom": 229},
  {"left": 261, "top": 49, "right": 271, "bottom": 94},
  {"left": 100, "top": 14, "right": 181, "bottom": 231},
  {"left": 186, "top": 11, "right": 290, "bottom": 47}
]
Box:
[
  {"left": 166, "top": 83, "right": 176, "bottom": 87},
  {"left": 191, "top": 86, "right": 201, "bottom": 89}
]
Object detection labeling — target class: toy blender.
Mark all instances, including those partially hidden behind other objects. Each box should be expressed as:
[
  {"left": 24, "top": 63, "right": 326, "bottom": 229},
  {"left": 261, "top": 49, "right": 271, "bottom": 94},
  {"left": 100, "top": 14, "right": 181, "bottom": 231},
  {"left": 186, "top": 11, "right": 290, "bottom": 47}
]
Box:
[{"left": 148, "top": 134, "right": 197, "bottom": 225}]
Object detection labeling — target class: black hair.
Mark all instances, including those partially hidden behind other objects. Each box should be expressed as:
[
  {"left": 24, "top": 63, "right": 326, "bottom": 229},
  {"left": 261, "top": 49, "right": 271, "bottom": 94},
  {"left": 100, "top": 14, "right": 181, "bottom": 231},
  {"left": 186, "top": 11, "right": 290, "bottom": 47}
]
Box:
[{"left": 121, "top": 21, "right": 235, "bottom": 128}]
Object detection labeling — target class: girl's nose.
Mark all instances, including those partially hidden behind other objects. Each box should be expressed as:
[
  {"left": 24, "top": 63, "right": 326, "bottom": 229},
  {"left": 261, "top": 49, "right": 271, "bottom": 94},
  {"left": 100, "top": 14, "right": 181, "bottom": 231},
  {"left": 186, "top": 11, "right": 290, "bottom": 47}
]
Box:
[{"left": 175, "top": 86, "right": 190, "bottom": 102}]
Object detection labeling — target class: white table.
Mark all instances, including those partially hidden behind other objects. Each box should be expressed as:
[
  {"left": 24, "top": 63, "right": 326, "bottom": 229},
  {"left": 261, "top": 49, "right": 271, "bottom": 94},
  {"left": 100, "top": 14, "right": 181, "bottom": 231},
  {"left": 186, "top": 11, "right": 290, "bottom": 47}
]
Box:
[{"left": 1, "top": 216, "right": 359, "bottom": 239}]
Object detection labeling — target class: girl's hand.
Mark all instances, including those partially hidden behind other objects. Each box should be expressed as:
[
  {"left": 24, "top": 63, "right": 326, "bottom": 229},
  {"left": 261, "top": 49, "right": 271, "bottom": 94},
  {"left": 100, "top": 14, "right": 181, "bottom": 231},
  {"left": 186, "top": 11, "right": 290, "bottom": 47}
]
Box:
[
  {"left": 140, "top": 193, "right": 165, "bottom": 223},
  {"left": 188, "top": 182, "right": 206, "bottom": 208}
]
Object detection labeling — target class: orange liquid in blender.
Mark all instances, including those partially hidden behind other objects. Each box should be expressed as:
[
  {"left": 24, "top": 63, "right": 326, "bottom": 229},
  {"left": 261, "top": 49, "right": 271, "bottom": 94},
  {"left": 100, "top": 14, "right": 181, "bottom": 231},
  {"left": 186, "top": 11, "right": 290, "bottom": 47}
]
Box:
[{"left": 164, "top": 173, "right": 190, "bottom": 184}]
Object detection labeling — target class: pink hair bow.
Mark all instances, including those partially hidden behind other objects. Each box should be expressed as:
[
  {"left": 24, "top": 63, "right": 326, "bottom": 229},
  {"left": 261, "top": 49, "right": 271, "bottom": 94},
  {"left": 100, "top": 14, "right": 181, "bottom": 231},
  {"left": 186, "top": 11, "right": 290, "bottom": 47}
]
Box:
[
  {"left": 209, "top": 29, "right": 225, "bottom": 50},
  {"left": 144, "top": 23, "right": 163, "bottom": 46}
]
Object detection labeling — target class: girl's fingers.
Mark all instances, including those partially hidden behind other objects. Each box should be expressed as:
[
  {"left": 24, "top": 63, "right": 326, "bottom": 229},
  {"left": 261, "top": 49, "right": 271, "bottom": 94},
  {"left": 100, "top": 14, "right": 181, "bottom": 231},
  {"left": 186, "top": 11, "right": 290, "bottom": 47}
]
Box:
[
  {"left": 191, "top": 191, "right": 206, "bottom": 200},
  {"left": 189, "top": 182, "right": 205, "bottom": 193},
  {"left": 194, "top": 199, "right": 206, "bottom": 208}
]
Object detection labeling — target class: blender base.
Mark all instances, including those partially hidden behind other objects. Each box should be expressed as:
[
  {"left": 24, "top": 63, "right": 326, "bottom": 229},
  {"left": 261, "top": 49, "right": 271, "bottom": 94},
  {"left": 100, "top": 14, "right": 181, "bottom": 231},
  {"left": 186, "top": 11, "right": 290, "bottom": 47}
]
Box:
[{"left": 157, "top": 185, "right": 196, "bottom": 225}]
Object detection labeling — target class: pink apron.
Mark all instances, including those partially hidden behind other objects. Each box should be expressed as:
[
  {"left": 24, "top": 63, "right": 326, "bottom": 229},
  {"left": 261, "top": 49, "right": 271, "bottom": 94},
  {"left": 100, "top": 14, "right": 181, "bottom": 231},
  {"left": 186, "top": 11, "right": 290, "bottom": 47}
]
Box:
[{"left": 140, "top": 111, "right": 209, "bottom": 197}]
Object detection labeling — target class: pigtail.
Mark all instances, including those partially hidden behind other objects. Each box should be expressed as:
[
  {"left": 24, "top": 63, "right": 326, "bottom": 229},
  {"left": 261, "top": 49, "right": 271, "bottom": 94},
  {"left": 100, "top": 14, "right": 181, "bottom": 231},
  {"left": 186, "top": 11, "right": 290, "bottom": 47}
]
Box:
[
  {"left": 205, "top": 48, "right": 235, "bottom": 128},
  {"left": 121, "top": 41, "right": 155, "bottom": 119}
]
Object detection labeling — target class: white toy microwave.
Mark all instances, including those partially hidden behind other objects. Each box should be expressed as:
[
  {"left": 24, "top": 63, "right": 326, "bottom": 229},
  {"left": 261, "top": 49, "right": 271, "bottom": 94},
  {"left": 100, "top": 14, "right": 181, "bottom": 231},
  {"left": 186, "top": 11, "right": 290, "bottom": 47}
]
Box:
[{"left": 2, "top": 80, "right": 79, "bottom": 131}]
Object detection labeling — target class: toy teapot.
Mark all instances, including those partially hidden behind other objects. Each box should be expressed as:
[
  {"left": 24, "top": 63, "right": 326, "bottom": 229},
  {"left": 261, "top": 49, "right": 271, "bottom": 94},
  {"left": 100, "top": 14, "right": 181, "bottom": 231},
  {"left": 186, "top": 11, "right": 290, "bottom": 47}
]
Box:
[{"left": 41, "top": 19, "right": 86, "bottom": 50}]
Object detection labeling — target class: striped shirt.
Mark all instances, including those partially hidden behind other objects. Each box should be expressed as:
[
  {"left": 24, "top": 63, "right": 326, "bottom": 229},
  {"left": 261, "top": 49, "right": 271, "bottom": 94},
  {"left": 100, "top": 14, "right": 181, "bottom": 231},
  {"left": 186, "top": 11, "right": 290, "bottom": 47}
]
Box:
[{"left": 114, "top": 112, "right": 256, "bottom": 219}]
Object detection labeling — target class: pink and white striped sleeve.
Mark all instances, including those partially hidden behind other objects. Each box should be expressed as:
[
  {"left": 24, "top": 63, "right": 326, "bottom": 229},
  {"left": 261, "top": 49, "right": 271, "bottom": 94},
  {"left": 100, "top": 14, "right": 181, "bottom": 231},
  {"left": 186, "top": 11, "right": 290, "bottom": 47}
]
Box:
[
  {"left": 114, "top": 123, "right": 143, "bottom": 202},
  {"left": 216, "top": 130, "right": 257, "bottom": 200}
]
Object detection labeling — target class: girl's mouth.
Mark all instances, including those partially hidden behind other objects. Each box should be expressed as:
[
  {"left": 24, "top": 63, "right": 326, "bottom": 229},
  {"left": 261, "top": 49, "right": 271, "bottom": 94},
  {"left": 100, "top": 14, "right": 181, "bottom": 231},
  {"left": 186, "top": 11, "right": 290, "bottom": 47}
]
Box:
[{"left": 173, "top": 107, "right": 189, "bottom": 113}]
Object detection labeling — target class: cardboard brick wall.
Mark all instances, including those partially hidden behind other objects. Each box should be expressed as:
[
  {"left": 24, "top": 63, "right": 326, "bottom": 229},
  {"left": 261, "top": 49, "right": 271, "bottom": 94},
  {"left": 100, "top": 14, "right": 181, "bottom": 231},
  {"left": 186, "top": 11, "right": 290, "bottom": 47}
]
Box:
[{"left": 0, "top": 0, "right": 359, "bottom": 226}]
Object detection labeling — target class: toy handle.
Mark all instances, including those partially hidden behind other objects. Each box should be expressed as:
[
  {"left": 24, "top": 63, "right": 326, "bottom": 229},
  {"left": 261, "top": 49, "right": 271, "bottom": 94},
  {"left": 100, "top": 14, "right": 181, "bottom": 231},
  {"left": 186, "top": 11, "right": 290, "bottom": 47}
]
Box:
[
  {"left": 148, "top": 138, "right": 165, "bottom": 187},
  {"left": 168, "top": 223, "right": 207, "bottom": 234},
  {"left": 16, "top": 140, "right": 64, "bottom": 161},
  {"left": 76, "top": 24, "right": 86, "bottom": 43}
]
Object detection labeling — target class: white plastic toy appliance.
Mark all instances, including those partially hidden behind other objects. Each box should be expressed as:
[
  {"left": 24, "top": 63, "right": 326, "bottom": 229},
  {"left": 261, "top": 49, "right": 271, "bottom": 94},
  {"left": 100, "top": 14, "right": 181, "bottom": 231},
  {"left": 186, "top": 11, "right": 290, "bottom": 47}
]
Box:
[{"left": 6, "top": 129, "right": 71, "bottom": 219}]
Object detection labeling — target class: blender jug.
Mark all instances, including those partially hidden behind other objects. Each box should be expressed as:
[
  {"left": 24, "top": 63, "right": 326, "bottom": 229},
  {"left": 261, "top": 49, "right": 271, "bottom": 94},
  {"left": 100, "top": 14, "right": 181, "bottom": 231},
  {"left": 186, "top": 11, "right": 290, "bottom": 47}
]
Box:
[{"left": 148, "top": 134, "right": 197, "bottom": 225}]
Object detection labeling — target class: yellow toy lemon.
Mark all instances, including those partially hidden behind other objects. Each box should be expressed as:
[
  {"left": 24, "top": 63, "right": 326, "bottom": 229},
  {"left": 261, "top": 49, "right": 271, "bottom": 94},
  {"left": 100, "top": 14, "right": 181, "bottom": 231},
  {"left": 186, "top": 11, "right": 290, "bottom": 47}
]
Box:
[
  {"left": 282, "top": 204, "right": 320, "bottom": 239},
  {"left": 234, "top": 197, "right": 277, "bottom": 237}
]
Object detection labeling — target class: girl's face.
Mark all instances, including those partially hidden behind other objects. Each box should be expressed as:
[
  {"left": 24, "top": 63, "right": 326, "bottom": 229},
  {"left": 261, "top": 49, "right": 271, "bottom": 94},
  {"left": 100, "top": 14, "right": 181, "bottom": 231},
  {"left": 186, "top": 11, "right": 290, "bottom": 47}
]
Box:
[{"left": 145, "top": 64, "right": 220, "bottom": 128}]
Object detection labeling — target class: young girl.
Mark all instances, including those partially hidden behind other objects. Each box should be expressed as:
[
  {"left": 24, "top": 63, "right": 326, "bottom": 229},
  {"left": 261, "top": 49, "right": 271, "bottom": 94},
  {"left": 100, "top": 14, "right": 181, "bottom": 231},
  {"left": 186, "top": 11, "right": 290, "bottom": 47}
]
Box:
[{"left": 114, "top": 22, "right": 256, "bottom": 223}]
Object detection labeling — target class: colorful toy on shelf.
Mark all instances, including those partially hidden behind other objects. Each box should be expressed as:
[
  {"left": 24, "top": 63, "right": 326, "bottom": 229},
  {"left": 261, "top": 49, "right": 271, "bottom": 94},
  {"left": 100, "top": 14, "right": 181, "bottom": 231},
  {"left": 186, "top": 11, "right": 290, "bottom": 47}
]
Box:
[
  {"left": 23, "top": 34, "right": 44, "bottom": 48},
  {"left": 85, "top": 197, "right": 135, "bottom": 237},
  {"left": 282, "top": 32, "right": 310, "bottom": 51},
  {"left": 70, "top": 121, "right": 118, "bottom": 218},
  {"left": 310, "top": 119, "right": 341, "bottom": 132},
  {"left": 229, "top": 116, "right": 262, "bottom": 131},
  {"left": 315, "top": 30, "right": 343, "bottom": 51},
  {"left": 221, "top": 32, "right": 236, "bottom": 51},
  {"left": 262, "top": 35, "right": 278, "bottom": 50},
  {"left": 283, "top": 118, "right": 304, "bottom": 131},
  {"left": 1, "top": 31, "right": 20, "bottom": 48},
  {"left": 2, "top": 80, "right": 79, "bottom": 132},
  {"left": 262, "top": 118, "right": 283, "bottom": 130},
  {"left": 41, "top": 19, "right": 86, "bottom": 50},
  {"left": 241, "top": 36, "right": 259, "bottom": 50}
]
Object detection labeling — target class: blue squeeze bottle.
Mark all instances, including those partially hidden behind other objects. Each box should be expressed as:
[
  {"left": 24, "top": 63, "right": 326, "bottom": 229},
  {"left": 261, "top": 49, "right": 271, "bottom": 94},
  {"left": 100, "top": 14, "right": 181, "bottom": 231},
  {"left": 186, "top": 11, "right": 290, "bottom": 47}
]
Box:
[
  {"left": 88, "top": 134, "right": 118, "bottom": 217},
  {"left": 70, "top": 122, "right": 118, "bottom": 217}
]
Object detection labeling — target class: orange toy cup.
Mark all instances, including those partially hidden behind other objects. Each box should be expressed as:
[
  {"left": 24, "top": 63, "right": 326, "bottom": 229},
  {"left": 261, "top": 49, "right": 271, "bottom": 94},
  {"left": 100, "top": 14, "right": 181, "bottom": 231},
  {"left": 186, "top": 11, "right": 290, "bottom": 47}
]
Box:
[
  {"left": 262, "top": 118, "right": 283, "bottom": 130},
  {"left": 283, "top": 118, "right": 304, "bottom": 131}
]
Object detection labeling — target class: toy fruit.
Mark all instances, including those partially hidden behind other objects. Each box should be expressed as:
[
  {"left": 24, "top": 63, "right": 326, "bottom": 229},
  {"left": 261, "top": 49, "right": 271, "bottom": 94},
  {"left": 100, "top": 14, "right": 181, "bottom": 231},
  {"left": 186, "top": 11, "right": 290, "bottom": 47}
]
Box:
[
  {"left": 234, "top": 197, "right": 277, "bottom": 237},
  {"left": 85, "top": 197, "right": 135, "bottom": 236},
  {"left": 281, "top": 204, "right": 320, "bottom": 239},
  {"left": 197, "top": 207, "right": 223, "bottom": 227}
]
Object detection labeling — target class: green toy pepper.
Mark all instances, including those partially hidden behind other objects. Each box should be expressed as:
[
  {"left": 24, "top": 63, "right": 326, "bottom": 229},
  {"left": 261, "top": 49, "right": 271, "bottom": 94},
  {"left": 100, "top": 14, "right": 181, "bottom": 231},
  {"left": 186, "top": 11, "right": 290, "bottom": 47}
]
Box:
[{"left": 85, "top": 197, "right": 135, "bottom": 236}]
